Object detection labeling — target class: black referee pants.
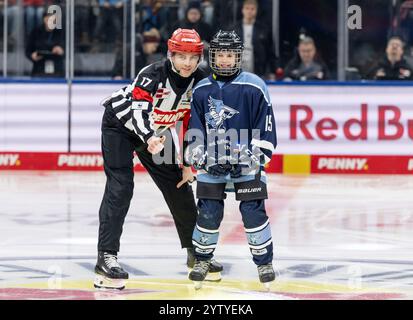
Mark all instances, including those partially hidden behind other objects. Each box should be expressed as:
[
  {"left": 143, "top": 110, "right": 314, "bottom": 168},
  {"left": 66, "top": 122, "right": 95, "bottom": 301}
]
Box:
[{"left": 97, "top": 108, "right": 197, "bottom": 253}]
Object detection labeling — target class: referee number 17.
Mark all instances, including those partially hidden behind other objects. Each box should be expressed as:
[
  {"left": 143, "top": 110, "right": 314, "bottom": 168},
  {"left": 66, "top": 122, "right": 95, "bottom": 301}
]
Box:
[
  {"left": 140, "top": 77, "right": 152, "bottom": 87},
  {"left": 265, "top": 115, "right": 273, "bottom": 131}
]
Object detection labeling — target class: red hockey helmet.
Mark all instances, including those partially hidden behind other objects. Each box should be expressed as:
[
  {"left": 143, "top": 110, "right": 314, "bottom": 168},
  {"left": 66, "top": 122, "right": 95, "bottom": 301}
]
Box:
[{"left": 168, "top": 28, "right": 204, "bottom": 55}]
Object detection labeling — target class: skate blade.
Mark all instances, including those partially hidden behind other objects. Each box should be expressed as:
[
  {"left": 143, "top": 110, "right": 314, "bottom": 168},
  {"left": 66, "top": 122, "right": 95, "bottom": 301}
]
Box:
[
  {"left": 94, "top": 274, "right": 126, "bottom": 290},
  {"left": 193, "top": 281, "right": 203, "bottom": 290},
  {"left": 262, "top": 280, "right": 274, "bottom": 292},
  {"left": 187, "top": 269, "right": 222, "bottom": 282},
  {"left": 205, "top": 271, "right": 222, "bottom": 282}
]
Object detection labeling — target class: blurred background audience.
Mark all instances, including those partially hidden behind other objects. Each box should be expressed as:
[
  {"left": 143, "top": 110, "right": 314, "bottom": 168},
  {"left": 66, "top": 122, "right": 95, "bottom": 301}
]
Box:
[{"left": 1, "top": 0, "right": 413, "bottom": 80}]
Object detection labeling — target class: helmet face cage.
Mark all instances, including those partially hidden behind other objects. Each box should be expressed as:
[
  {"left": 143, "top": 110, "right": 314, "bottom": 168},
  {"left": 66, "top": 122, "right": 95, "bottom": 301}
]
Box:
[{"left": 209, "top": 48, "right": 243, "bottom": 76}]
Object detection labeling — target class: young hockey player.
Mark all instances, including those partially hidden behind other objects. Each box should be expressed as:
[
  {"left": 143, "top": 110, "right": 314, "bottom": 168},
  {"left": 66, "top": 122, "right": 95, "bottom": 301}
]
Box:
[
  {"left": 185, "top": 30, "right": 277, "bottom": 290},
  {"left": 95, "top": 29, "right": 222, "bottom": 290}
]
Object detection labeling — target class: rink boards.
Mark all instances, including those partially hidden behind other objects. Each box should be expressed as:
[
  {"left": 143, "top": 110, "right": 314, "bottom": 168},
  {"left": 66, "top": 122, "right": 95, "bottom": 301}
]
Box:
[
  {"left": 0, "top": 81, "right": 412, "bottom": 174},
  {"left": 0, "top": 152, "right": 413, "bottom": 174}
]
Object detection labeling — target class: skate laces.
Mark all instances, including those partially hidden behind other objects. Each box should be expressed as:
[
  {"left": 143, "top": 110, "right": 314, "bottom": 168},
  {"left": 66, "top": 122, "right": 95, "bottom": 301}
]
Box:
[
  {"left": 193, "top": 260, "right": 210, "bottom": 275},
  {"left": 104, "top": 253, "right": 121, "bottom": 269},
  {"left": 258, "top": 263, "right": 274, "bottom": 275}
]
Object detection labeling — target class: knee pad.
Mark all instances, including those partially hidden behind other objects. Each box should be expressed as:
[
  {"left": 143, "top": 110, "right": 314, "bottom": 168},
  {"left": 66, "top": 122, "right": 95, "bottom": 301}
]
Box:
[
  {"left": 239, "top": 200, "right": 267, "bottom": 227},
  {"left": 197, "top": 199, "right": 224, "bottom": 230}
]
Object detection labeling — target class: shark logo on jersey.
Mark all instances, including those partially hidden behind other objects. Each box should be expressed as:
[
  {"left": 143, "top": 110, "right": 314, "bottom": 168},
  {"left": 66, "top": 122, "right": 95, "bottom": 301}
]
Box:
[
  {"left": 205, "top": 96, "right": 239, "bottom": 133},
  {"left": 199, "top": 235, "right": 210, "bottom": 244}
]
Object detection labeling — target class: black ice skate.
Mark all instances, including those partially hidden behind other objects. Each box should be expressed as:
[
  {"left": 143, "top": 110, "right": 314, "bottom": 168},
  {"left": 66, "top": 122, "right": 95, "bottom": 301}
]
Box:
[
  {"left": 257, "top": 262, "right": 276, "bottom": 291},
  {"left": 188, "top": 259, "right": 211, "bottom": 290},
  {"left": 187, "top": 248, "right": 222, "bottom": 282},
  {"left": 94, "top": 251, "right": 129, "bottom": 290}
]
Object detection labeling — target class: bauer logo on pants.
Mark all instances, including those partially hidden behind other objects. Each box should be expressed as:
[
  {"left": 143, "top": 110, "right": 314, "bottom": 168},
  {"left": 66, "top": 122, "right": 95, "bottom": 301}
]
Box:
[
  {"left": 237, "top": 187, "right": 262, "bottom": 194},
  {"left": 235, "top": 177, "right": 268, "bottom": 201}
]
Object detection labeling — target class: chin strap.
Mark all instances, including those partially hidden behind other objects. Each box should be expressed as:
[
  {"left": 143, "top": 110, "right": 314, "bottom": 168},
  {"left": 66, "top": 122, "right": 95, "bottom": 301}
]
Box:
[
  {"left": 212, "top": 69, "right": 241, "bottom": 82},
  {"left": 168, "top": 53, "right": 181, "bottom": 75}
]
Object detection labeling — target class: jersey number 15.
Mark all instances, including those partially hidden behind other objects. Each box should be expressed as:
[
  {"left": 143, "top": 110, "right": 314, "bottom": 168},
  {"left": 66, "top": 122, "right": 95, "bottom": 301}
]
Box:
[{"left": 265, "top": 115, "right": 273, "bottom": 132}]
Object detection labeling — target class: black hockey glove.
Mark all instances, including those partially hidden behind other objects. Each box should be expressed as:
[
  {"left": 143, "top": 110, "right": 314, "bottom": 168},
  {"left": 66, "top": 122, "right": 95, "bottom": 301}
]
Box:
[
  {"left": 206, "top": 163, "right": 233, "bottom": 177},
  {"left": 186, "top": 145, "right": 232, "bottom": 176},
  {"left": 230, "top": 164, "right": 250, "bottom": 178}
]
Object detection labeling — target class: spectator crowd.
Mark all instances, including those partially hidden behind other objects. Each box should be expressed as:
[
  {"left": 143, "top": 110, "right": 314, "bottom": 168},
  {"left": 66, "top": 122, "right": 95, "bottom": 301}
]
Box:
[{"left": 1, "top": 0, "right": 413, "bottom": 80}]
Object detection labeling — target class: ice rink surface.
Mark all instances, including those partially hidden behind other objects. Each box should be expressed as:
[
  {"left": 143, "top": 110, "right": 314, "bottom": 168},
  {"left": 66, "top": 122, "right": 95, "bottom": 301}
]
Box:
[{"left": 0, "top": 171, "right": 412, "bottom": 300}]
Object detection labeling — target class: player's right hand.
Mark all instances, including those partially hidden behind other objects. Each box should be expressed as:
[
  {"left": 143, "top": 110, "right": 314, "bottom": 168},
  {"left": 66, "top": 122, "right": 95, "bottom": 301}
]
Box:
[{"left": 147, "top": 136, "right": 165, "bottom": 155}]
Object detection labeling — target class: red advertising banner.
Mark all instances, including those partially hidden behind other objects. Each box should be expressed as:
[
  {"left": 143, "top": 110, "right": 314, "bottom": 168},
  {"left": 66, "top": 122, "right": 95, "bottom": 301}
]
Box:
[
  {"left": 0, "top": 152, "right": 145, "bottom": 171},
  {"left": 1, "top": 152, "right": 412, "bottom": 174},
  {"left": 311, "top": 155, "right": 413, "bottom": 174}
]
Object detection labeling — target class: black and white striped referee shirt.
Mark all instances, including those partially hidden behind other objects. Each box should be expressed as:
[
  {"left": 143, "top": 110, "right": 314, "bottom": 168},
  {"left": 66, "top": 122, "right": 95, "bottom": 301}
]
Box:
[{"left": 103, "top": 59, "right": 207, "bottom": 145}]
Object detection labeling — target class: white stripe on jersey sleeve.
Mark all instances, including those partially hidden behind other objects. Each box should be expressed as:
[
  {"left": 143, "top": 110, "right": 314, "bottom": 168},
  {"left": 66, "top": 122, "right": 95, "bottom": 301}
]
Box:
[
  {"left": 115, "top": 106, "right": 131, "bottom": 120},
  {"left": 133, "top": 109, "right": 151, "bottom": 135},
  {"left": 112, "top": 97, "right": 128, "bottom": 109},
  {"left": 170, "top": 126, "right": 180, "bottom": 156},
  {"left": 124, "top": 118, "right": 134, "bottom": 131},
  {"left": 251, "top": 139, "right": 276, "bottom": 153},
  {"left": 231, "top": 81, "right": 271, "bottom": 105},
  {"left": 111, "top": 88, "right": 127, "bottom": 99}
]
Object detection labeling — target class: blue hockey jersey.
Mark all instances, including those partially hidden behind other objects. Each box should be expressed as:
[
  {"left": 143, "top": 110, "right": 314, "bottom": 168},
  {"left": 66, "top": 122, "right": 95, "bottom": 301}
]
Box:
[{"left": 187, "top": 72, "right": 277, "bottom": 170}]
